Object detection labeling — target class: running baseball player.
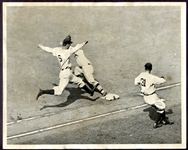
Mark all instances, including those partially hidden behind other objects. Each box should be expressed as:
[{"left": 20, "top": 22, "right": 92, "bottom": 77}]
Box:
[
  {"left": 36, "top": 35, "right": 96, "bottom": 100},
  {"left": 134, "top": 62, "right": 174, "bottom": 128}
]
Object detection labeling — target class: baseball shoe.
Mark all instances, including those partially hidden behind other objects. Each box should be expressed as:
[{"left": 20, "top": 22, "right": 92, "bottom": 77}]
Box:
[
  {"left": 161, "top": 119, "right": 174, "bottom": 125},
  {"left": 36, "top": 89, "right": 43, "bottom": 100},
  {"left": 153, "top": 122, "right": 162, "bottom": 128}
]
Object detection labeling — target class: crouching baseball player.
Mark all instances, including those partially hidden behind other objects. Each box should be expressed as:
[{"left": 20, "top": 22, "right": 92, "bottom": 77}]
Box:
[
  {"left": 36, "top": 35, "right": 96, "bottom": 100},
  {"left": 134, "top": 62, "right": 174, "bottom": 128}
]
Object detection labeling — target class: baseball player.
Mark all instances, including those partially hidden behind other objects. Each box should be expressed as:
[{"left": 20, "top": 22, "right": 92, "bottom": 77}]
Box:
[
  {"left": 134, "top": 62, "right": 174, "bottom": 128},
  {"left": 36, "top": 35, "right": 95, "bottom": 100},
  {"left": 60, "top": 37, "right": 107, "bottom": 97},
  {"left": 73, "top": 49, "right": 108, "bottom": 96}
]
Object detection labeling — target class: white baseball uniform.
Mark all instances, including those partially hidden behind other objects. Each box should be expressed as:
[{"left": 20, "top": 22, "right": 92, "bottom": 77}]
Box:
[
  {"left": 39, "top": 43, "right": 87, "bottom": 95},
  {"left": 74, "top": 49, "right": 98, "bottom": 86},
  {"left": 135, "top": 72, "right": 166, "bottom": 111}
]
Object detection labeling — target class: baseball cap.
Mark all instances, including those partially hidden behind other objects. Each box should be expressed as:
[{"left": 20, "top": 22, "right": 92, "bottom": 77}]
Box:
[
  {"left": 63, "top": 35, "right": 73, "bottom": 46},
  {"left": 145, "top": 62, "right": 152, "bottom": 70}
]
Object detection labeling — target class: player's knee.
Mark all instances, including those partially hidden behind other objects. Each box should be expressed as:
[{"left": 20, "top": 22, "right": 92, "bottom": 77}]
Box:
[
  {"left": 77, "top": 82, "right": 85, "bottom": 88},
  {"left": 76, "top": 78, "right": 85, "bottom": 88},
  {"left": 155, "top": 101, "right": 166, "bottom": 110},
  {"left": 53, "top": 87, "right": 63, "bottom": 95},
  {"left": 74, "top": 66, "right": 82, "bottom": 76}
]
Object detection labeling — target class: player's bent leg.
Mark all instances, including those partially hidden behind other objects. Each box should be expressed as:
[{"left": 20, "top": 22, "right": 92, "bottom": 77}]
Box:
[
  {"left": 81, "top": 84, "right": 95, "bottom": 96},
  {"left": 154, "top": 101, "right": 173, "bottom": 124},
  {"left": 90, "top": 82, "right": 107, "bottom": 96},
  {"left": 152, "top": 102, "right": 165, "bottom": 128},
  {"left": 161, "top": 110, "right": 168, "bottom": 120},
  {"left": 95, "top": 83, "right": 107, "bottom": 96},
  {"left": 85, "top": 73, "right": 107, "bottom": 96},
  {"left": 84, "top": 72, "right": 96, "bottom": 87},
  {"left": 153, "top": 111, "right": 163, "bottom": 128},
  {"left": 53, "top": 87, "right": 64, "bottom": 95},
  {"left": 36, "top": 73, "right": 69, "bottom": 100},
  {"left": 161, "top": 110, "right": 174, "bottom": 125},
  {"left": 152, "top": 108, "right": 164, "bottom": 128},
  {"left": 82, "top": 66, "right": 107, "bottom": 96},
  {"left": 53, "top": 76, "right": 70, "bottom": 95},
  {"left": 70, "top": 74, "right": 95, "bottom": 96}
]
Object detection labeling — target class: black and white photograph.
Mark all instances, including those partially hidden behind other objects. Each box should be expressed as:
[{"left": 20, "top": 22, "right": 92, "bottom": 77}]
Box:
[{"left": 3, "top": 2, "right": 186, "bottom": 149}]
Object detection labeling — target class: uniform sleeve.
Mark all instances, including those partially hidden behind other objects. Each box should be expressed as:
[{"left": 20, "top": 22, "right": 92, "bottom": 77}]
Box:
[
  {"left": 152, "top": 75, "right": 166, "bottom": 84},
  {"left": 70, "top": 42, "right": 86, "bottom": 54},
  {"left": 40, "top": 45, "right": 54, "bottom": 54}
]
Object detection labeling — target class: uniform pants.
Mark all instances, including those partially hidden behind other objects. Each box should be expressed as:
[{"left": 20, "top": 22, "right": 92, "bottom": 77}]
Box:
[
  {"left": 144, "top": 93, "right": 166, "bottom": 113},
  {"left": 53, "top": 69, "right": 85, "bottom": 95},
  {"left": 74, "top": 65, "right": 98, "bottom": 86}
]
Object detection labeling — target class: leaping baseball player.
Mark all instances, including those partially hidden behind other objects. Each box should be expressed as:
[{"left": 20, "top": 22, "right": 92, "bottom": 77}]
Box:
[
  {"left": 36, "top": 35, "right": 96, "bottom": 100},
  {"left": 60, "top": 35, "right": 120, "bottom": 101},
  {"left": 134, "top": 62, "right": 174, "bottom": 128}
]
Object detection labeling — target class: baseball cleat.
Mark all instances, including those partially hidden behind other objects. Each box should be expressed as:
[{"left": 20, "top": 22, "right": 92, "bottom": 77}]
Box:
[
  {"left": 36, "top": 89, "right": 43, "bottom": 100},
  {"left": 153, "top": 123, "right": 162, "bottom": 128}
]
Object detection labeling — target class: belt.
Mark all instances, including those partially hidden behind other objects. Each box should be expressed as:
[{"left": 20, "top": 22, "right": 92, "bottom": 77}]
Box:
[
  {"left": 61, "top": 66, "right": 71, "bottom": 71},
  {"left": 141, "top": 91, "right": 156, "bottom": 96}
]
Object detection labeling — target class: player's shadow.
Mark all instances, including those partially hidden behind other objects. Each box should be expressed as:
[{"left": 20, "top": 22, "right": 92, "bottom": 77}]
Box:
[
  {"left": 143, "top": 106, "right": 173, "bottom": 121},
  {"left": 40, "top": 87, "right": 99, "bottom": 110}
]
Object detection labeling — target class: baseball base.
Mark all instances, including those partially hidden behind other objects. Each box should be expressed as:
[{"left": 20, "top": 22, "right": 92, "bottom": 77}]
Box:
[{"left": 101, "top": 93, "right": 120, "bottom": 101}]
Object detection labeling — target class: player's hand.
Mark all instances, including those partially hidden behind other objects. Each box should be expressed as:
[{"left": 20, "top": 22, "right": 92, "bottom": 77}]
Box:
[
  {"left": 85, "top": 41, "right": 88, "bottom": 45},
  {"left": 59, "top": 42, "right": 63, "bottom": 46},
  {"left": 38, "top": 44, "right": 42, "bottom": 48}
]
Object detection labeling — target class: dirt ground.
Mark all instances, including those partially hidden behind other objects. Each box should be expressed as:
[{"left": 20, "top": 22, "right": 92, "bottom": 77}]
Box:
[{"left": 4, "top": 4, "right": 184, "bottom": 148}]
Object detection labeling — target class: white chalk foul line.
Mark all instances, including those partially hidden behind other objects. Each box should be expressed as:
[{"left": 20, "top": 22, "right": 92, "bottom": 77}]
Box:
[
  {"left": 7, "top": 103, "right": 149, "bottom": 140},
  {"left": 7, "top": 82, "right": 181, "bottom": 126},
  {"left": 7, "top": 82, "right": 181, "bottom": 140},
  {"left": 137, "top": 82, "right": 181, "bottom": 96},
  {"left": 7, "top": 112, "right": 58, "bottom": 125},
  {"left": 157, "top": 82, "right": 181, "bottom": 91}
]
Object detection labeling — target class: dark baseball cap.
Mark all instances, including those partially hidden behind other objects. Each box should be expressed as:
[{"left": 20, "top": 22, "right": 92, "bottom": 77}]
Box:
[
  {"left": 144, "top": 62, "right": 152, "bottom": 70},
  {"left": 63, "top": 35, "right": 73, "bottom": 46}
]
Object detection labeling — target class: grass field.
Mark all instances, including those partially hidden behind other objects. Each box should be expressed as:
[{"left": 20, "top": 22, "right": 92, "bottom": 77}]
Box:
[{"left": 4, "top": 3, "right": 186, "bottom": 149}]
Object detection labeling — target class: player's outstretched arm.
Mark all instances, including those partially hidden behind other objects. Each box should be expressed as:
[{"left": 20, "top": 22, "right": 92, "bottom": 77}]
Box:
[
  {"left": 38, "top": 44, "right": 53, "bottom": 53},
  {"left": 153, "top": 75, "right": 166, "bottom": 85}
]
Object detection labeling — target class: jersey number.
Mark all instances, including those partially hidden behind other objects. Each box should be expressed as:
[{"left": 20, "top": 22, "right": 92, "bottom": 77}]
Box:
[
  {"left": 140, "top": 78, "right": 146, "bottom": 87},
  {"left": 58, "top": 55, "right": 62, "bottom": 62}
]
